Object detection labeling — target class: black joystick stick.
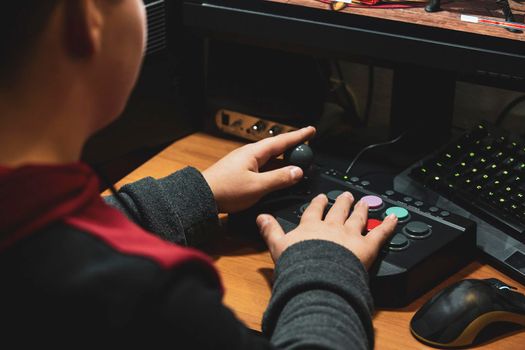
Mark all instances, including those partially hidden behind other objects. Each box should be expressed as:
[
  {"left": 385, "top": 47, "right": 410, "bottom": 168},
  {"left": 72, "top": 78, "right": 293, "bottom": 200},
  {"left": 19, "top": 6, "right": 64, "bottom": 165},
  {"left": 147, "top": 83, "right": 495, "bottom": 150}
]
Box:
[{"left": 284, "top": 143, "right": 314, "bottom": 171}]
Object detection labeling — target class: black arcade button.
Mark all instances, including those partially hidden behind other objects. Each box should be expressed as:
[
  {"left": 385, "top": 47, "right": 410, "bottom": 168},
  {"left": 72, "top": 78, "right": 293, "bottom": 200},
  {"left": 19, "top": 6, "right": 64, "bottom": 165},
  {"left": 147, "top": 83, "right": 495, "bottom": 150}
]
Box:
[
  {"left": 404, "top": 221, "right": 432, "bottom": 239},
  {"left": 388, "top": 233, "right": 409, "bottom": 251},
  {"left": 299, "top": 203, "right": 309, "bottom": 213},
  {"left": 327, "top": 190, "right": 344, "bottom": 203}
]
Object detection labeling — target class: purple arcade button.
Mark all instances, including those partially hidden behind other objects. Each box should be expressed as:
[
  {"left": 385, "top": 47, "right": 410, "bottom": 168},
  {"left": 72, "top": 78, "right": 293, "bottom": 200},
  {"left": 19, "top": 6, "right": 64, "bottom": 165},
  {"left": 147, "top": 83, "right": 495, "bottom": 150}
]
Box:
[{"left": 361, "top": 195, "right": 383, "bottom": 209}]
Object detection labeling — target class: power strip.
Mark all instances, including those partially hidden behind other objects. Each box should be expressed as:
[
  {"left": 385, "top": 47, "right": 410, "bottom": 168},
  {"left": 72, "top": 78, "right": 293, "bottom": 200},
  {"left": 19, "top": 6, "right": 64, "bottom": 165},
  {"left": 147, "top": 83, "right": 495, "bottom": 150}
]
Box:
[{"left": 214, "top": 109, "right": 297, "bottom": 142}]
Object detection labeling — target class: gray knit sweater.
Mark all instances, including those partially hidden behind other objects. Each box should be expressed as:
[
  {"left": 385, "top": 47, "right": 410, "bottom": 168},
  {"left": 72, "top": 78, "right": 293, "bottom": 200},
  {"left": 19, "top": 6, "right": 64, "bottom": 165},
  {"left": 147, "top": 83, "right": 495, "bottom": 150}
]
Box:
[{"left": 105, "top": 166, "right": 375, "bottom": 349}]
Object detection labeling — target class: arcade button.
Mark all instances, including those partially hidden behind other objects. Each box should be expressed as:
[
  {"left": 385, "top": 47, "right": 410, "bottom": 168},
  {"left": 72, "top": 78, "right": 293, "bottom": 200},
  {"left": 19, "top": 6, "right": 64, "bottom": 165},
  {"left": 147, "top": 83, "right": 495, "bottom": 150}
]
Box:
[
  {"left": 429, "top": 206, "right": 440, "bottom": 213},
  {"left": 403, "top": 221, "right": 432, "bottom": 239},
  {"left": 366, "top": 219, "right": 382, "bottom": 232},
  {"left": 298, "top": 202, "right": 333, "bottom": 218},
  {"left": 388, "top": 233, "right": 410, "bottom": 251},
  {"left": 385, "top": 207, "right": 410, "bottom": 222},
  {"left": 440, "top": 210, "right": 450, "bottom": 217},
  {"left": 414, "top": 200, "right": 424, "bottom": 207},
  {"left": 323, "top": 204, "right": 333, "bottom": 217},
  {"left": 403, "top": 196, "right": 413, "bottom": 203},
  {"left": 361, "top": 195, "right": 384, "bottom": 211},
  {"left": 299, "top": 203, "right": 309, "bottom": 214},
  {"left": 297, "top": 203, "right": 309, "bottom": 218},
  {"left": 385, "top": 190, "right": 395, "bottom": 196},
  {"left": 327, "top": 190, "right": 344, "bottom": 203}
]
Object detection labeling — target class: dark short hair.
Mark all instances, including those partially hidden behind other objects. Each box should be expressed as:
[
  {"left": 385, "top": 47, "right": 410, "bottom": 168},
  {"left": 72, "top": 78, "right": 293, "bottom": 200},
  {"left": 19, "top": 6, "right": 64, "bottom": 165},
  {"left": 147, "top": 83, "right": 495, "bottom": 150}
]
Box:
[{"left": 1, "top": 1, "right": 60, "bottom": 85}]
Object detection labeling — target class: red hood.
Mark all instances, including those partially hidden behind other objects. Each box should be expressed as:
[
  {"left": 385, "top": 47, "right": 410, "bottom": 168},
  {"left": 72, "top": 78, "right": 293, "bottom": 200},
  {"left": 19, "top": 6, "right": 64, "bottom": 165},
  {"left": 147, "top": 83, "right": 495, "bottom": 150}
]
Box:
[
  {"left": 0, "top": 162, "right": 99, "bottom": 250},
  {"left": 0, "top": 162, "right": 221, "bottom": 287}
]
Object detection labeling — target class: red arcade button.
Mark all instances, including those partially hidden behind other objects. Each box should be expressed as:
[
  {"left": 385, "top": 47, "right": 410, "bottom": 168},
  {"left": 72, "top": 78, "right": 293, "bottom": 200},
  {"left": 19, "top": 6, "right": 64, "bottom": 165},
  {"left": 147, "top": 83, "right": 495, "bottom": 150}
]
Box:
[{"left": 367, "top": 219, "right": 382, "bottom": 232}]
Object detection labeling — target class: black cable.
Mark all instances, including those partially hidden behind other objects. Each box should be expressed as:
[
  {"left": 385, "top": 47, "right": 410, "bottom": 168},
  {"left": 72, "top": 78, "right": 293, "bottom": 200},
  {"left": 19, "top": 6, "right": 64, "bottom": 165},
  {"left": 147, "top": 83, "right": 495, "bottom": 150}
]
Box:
[
  {"left": 362, "top": 65, "right": 375, "bottom": 126},
  {"left": 495, "top": 94, "right": 525, "bottom": 127},
  {"left": 344, "top": 130, "right": 409, "bottom": 175}
]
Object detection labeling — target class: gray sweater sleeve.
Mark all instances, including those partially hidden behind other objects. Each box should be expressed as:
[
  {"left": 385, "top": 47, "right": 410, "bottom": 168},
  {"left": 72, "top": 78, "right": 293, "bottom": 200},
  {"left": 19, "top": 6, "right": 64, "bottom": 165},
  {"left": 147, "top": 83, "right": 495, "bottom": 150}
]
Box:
[
  {"left": 104, "top": 167, "right": 219, "bottom": 246},
  {"left": 104, "top": 169, "right": 375, "bottom": 348},
  {"left": 263, "top": 239, "right": 375, "bottom": 350}
]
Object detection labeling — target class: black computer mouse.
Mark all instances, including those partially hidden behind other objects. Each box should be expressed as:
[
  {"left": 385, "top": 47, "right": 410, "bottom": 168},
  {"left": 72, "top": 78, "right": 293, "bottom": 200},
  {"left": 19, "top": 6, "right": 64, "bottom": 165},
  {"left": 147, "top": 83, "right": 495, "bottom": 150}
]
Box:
[
  {"left": 284, "top": 143, "right": 314, "bottom": 171},
  {"left": 410, "top": 278, "right": 525, "bottom": 348}
]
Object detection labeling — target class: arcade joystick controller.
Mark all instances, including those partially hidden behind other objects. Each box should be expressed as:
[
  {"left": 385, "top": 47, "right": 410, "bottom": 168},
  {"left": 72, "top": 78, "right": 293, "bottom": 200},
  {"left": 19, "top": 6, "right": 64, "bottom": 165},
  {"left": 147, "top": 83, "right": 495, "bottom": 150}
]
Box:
[
  {"left": 284, "top": 143, "right": 314, "bottom": 171},
  {"left": 230, "top": 163, "right": 477, "bottom": 307}
]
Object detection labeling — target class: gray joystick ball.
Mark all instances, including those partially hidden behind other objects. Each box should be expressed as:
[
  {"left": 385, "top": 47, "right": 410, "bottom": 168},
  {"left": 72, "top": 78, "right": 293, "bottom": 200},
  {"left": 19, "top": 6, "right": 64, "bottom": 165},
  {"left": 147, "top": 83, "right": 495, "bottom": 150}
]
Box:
[{"left": 285, "top": 143, "right": 314, "bottom": 171}]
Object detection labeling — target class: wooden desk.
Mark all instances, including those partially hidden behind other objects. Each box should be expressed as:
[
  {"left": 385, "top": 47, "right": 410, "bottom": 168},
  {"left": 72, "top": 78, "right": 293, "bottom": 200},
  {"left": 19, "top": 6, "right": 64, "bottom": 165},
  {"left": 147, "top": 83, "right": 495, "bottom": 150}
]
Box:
[
  {"left": 270, "top": 0, "right": 525, "bottom": 42},
  {"left": 113, "top": 132, "right": 525, "bottom": 349}
]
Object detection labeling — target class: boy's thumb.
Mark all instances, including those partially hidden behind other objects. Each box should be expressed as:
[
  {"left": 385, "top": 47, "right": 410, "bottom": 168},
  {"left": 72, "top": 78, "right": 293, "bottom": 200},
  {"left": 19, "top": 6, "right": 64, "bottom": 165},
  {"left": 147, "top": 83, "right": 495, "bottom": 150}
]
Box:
[{"left": 258, "top": 166, "right": 303, "bottom": 194}]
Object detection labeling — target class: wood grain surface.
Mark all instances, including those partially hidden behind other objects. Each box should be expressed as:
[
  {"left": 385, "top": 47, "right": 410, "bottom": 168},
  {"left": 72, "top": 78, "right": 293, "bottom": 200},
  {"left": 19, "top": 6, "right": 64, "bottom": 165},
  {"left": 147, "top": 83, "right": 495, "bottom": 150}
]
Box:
[
  {"left": 265, "top": 0, "right": 525, "bottom": 41},
  {"left": 112, "top": 132, "right": 525, "bottom": 349}
]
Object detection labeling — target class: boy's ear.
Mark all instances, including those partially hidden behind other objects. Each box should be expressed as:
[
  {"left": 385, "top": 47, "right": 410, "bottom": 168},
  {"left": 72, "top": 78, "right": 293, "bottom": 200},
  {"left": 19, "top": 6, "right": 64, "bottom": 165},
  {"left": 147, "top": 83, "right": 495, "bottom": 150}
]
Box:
[{"left": 64, "top": 0, "right": 103, "bottom": 58}]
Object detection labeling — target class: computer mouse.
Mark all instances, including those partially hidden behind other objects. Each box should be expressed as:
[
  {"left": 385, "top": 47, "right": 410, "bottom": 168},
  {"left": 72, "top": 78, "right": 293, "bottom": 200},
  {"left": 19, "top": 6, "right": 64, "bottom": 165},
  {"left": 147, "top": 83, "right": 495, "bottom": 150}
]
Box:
[
  {"left": 410, "top": 278, "right": 525, "bottom": 348},
  {"left": 284, "top": 143, "right": 314, "bottom": 171}
]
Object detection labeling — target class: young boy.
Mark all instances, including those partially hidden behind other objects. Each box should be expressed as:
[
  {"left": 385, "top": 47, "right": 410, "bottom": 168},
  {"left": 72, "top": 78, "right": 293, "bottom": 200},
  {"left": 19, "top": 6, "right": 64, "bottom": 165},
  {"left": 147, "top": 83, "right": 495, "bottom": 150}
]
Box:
[{"left": 0, "top": 1, "right": 397, "bottom": 348}]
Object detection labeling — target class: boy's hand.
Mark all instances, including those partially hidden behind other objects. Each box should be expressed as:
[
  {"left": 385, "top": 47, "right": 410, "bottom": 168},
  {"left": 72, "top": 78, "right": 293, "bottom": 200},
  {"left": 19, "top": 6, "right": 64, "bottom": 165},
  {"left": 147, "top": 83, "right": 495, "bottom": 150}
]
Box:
[
  {"left": 256, "top": 192, "right": 398, "bottom": 270},
  {"left": 202, "top": 126, "right": 316, "bottom": 213}
]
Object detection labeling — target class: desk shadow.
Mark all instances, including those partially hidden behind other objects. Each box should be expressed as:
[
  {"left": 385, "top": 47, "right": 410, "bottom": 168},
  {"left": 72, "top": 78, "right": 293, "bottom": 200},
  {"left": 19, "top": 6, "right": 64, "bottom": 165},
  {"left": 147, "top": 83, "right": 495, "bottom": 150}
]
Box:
[
  {"left": 199, "top": 221, "right": 268, "bottom": 261},
  {"left": 376, "top": 261, "right": 481, "bottom": 313},
  {"left": 258, "top": 267, "right": 275, "bottom": 290}
]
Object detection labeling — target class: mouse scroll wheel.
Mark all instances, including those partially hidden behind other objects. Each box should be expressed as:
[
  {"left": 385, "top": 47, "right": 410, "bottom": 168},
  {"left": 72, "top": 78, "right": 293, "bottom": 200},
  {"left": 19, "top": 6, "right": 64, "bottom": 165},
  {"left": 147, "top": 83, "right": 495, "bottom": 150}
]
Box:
[
  {"left": 498, "top": 286, "right": 516, "bottom": 291},
  {"left": 485, "top": 278, "right": 517, "bottom": 290}
]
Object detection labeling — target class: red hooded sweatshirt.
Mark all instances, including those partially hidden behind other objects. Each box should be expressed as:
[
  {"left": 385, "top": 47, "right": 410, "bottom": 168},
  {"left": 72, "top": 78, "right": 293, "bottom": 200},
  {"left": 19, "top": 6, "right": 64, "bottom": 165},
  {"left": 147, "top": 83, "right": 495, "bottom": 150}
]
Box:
[{"left": 0, "top": 163, "right": 225, "bottom": 346}]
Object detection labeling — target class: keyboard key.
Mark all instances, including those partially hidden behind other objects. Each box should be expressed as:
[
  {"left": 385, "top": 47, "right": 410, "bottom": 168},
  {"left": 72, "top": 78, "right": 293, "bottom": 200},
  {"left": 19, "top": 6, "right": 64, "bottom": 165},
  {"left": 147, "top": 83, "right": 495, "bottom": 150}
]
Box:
[
  {"left": 469, "top": 123, "right": 489, "bottom": 140},
  {"left": 518, "top": 183, "right": 525, "bottom": 192},
  {"left": 510, "top": 193, "right": 525, "bottom": 202},
  {"left": 409, "top": 121, "right": 525, "bottom": 241}
]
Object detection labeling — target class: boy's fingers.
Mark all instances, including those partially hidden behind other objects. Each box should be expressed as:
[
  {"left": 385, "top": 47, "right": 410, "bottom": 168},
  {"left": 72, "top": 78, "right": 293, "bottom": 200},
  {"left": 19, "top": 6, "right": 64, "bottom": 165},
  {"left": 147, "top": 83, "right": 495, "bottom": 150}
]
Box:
[
  {"left": 253, "top": 126, "right": 316, "bottom": 165},
  {"left": 257, "top": 214, "right": 285, "bottom": 248},
  {"left": 344, "top": 200, "right": 369, "bottom": 233},
  {"left": 257, "top": 166, "right": 304, "bottom": 193},
  {"left": 324, "top": 192, "right": 354, "bottom": 225},
  {"left": 366, "top": 214, "right": 398, "bottom": 248},
  {"left": 301, "top": 194, "right": 328, "bottom": 223}
]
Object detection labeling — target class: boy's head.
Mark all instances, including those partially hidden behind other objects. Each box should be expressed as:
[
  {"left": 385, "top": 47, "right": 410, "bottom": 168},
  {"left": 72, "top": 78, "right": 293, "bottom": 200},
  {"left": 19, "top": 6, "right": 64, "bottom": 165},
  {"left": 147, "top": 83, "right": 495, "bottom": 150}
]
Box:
[
  {"left": 0, "top": 2, "right": 59, "bottom": 84},
  {"left": 0, "top": 0, "right": 147, "bottom": 132}
]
